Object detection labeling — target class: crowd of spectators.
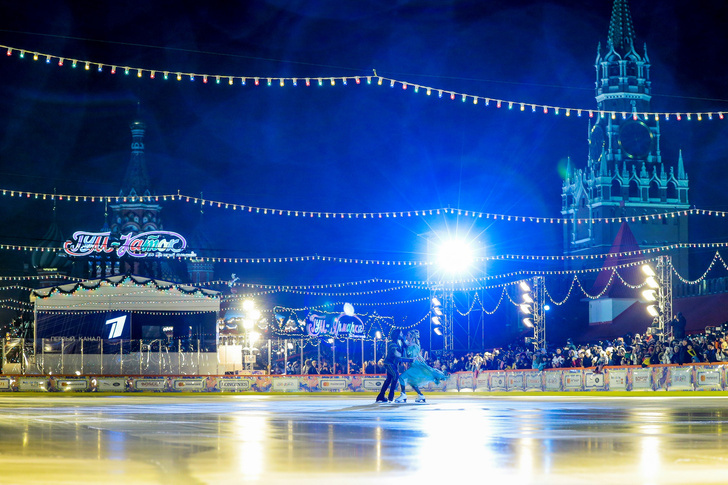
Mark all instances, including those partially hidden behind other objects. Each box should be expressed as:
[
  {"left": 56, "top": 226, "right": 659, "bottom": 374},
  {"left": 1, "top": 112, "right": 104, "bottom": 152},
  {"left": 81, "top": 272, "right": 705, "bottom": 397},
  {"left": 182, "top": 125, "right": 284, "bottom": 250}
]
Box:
[{"left": 270, "top": 322, "right": 728, "bottom": 375}]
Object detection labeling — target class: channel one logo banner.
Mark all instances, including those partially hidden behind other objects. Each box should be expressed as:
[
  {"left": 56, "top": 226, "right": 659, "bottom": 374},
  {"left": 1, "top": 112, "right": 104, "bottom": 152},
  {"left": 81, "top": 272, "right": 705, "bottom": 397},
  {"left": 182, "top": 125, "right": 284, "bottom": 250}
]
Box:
[{"left": 36, "top": 311, "right": 131, "bottom": 350}]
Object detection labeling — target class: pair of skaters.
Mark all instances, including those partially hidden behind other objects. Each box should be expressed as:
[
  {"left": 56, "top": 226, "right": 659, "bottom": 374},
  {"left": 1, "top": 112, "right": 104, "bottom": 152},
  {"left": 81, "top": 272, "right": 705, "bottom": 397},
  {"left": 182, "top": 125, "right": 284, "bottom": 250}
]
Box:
[{"left": 374, "top": 329, "right": 448, "bottom": 403}]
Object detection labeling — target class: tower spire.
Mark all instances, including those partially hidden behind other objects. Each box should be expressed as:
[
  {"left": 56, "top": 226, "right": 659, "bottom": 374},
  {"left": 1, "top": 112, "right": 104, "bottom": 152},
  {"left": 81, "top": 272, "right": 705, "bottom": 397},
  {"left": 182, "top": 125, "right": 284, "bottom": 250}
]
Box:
[
  {"left": 608, "top": 0, "right": 636, "bottom": 55},
  {"left": 678, "top": 149, "right": 686, "bottom": 179},
  {"left": 120, "top": 110, "right": 152, "bottom": 198}
]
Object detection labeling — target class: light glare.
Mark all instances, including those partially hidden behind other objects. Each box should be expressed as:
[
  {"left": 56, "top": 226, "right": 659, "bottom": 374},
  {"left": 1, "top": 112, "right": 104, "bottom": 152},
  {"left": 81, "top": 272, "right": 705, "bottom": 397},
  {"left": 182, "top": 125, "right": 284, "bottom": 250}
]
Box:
[{"left": 436, "top": 238, "right": 475, "bottom": 274}]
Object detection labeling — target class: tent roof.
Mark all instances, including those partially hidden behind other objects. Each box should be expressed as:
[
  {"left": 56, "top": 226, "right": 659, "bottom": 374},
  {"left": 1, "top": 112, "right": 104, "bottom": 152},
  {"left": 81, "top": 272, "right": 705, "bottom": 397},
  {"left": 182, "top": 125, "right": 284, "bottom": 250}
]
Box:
[{"left": 32, "top": 274, "right": 220, "bottom": 313}]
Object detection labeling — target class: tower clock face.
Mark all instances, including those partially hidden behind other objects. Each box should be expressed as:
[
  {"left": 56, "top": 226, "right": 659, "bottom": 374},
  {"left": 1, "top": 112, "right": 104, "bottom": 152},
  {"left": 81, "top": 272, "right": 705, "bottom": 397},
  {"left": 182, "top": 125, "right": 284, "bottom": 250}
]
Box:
[
  {"left": 619, "top": 120, "right": 653, "bottom": 159},
  {"left": 589, "top": 124, "right": 605, "bottom": 162}
]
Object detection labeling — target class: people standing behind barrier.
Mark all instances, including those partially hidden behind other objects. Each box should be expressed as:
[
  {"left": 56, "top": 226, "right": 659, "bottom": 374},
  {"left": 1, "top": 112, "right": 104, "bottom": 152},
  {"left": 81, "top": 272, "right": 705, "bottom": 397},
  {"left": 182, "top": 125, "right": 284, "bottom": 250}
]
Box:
[
  {"left": 674, "top": 340, "right": 690, "bottom": 365},
  {"left": 302, "top": 359, "right": 315, "bottom": 374},
  {"left": 671, "top": 313, "right": 687, "bottom": 340}
]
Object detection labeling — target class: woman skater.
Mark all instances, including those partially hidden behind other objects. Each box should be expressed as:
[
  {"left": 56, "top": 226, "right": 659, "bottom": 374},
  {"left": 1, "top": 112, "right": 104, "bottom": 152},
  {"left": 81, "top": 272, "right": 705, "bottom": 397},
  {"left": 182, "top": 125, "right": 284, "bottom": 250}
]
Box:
[{"left": 395, "top": 330, "right": 447, "bottom": 403}]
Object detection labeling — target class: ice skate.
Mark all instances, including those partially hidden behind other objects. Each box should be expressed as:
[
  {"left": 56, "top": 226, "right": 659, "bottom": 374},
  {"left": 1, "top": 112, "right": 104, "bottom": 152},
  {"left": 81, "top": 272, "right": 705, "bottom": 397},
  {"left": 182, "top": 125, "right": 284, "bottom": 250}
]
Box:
[
  {"left": 394, "top": 393, "right": 407, "bottom": 403},
  {"left": 415, "top": 394, "right": 426, "bottom": 403}
]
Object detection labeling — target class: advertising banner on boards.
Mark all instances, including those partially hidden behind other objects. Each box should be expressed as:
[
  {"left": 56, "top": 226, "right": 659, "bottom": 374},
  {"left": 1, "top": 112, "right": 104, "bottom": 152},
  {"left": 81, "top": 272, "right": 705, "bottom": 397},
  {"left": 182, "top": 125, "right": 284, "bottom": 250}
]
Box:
[
  {"left": 506, "top": 371, "right": 524, "bottom": 391},
  {"left": 631, "top": 368, "right": 652, "bottom": 391},
  {"left": 544, "top": 370, "right": 562, "bottom": 391},
  {"left": 563, "top": 369, "right": 583, "bottom": 391},
  {"left": 217, "top": 377, "right": 253, "bottom": 392},
  {"left": 584, "top": 371, "right": 606, "bottom": 390},
  {"left": 667, "top": 366, "right": 694, "bottom": 391},
  {"left": 525, "top": 371, "right": 543, "bottom": 391},
  {"left": 52, "top": 378, "right": 89, "bottom": 392},
  {"left": 95, "top": 378, "right": 127, "bottom": 392},
  {"left": 607, "top": 368, "right": 627, "bottom": 390},
  {"left": 490, "top": 372, "right": 506, "bottom": 391},
  {"left": 694, "top": 365, "right": 724, "bottom": 391}
]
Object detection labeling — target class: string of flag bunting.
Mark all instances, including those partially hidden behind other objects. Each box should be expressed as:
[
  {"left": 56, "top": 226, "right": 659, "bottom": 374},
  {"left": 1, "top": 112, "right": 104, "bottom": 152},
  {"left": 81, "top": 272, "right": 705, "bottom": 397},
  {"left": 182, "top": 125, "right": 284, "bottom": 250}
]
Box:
[
  {"left": 3, "top": 43, "right": 726, "bottom": 121},
  {"left": 1, "top": 186, "right": 725, "bottom": 225}
]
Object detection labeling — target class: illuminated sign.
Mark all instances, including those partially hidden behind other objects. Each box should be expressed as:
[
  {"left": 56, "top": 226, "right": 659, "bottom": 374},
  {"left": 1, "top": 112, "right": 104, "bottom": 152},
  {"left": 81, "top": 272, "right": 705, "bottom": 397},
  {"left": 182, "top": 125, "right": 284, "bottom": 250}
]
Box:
[
  {"left": 63, "top": 231, "right": 187, "bottom": 258},
  {"left": 306, "top": 313, "right": 365, "bottom": 338},
  {"left": 106, "top": 315, "right": 127, "bottom": 339}
]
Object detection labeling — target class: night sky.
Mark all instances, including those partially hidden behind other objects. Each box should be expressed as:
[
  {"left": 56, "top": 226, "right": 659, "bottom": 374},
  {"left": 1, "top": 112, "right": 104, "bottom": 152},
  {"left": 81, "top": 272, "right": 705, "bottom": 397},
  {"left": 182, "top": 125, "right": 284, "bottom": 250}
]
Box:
[{"left": 2, "top": 1, "right": 728, "bottom": 346}]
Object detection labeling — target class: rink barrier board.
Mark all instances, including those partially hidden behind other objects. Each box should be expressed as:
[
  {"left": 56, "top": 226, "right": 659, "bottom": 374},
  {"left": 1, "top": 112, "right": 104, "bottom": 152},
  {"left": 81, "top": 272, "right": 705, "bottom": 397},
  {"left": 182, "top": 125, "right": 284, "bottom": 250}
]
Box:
[{"left": 1, "top": 364, "right": 726, "bottom": 392}]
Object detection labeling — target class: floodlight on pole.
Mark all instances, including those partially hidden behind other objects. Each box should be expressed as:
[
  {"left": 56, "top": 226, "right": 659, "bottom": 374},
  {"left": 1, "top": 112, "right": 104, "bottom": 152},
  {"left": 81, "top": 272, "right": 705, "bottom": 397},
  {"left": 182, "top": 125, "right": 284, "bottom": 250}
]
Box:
[
  {"left": 436, "top": 238, "right": 475, "bottom": 274},
  {"left": 641, "top": 264, "right": 656, "bottom": 277},
  {"left": 641, "top": 257, "right": 673, "bottom": 338},
  {"left": 519, "top": 276, "right": 546, "bottom": 350}
]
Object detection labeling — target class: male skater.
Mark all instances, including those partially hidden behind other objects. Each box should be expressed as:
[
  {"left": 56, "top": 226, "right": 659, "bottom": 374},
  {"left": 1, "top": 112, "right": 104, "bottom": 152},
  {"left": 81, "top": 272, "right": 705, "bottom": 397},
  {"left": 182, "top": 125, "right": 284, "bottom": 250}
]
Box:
[{"left": 375, "top": 329, "right": 411, "bottom": 403}]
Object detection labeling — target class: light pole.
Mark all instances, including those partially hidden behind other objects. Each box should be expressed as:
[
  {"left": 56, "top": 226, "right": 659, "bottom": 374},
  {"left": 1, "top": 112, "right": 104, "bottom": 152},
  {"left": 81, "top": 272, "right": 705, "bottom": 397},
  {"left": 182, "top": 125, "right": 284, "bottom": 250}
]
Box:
[
  {"left": 520, "top": 276, "right": 546, "bottom": 351},
  {"left": 642, "top": 256, "right": 673, "bottom": 337},
  {"left": 427, "top": 234, "right": 481, "bottom": 352}
]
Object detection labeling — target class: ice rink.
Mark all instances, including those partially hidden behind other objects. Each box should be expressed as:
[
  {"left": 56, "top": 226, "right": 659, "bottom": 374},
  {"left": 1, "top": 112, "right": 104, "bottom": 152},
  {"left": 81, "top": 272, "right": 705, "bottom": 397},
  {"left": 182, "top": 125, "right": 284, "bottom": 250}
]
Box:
[{"left": 1, "top": 393, "right": 728, "bottom": 484}]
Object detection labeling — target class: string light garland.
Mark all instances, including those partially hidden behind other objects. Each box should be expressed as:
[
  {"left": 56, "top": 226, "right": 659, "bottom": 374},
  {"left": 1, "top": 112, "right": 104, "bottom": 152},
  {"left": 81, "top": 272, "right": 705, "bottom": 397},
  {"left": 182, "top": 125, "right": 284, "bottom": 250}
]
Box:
[
  {"left": 2, "top": 186, "right": 726, "bottom": 225},
  {"left": 37, "top": 308, "right": 216, "bottom": 316},
  {"left": 31, "top": 274, "right": 221, "bottom": 300},
  {"left": 1, "top": 240, "right": 722, "bottom": 268},
  {"left": 3, "top": 43, "right": 726, "bottom": 122},
  {"left": 0, "top": 274, "right": 79, "bottom": 283},
  {"left": 0, "top": 298, "right": 33, "bottom": 306}
]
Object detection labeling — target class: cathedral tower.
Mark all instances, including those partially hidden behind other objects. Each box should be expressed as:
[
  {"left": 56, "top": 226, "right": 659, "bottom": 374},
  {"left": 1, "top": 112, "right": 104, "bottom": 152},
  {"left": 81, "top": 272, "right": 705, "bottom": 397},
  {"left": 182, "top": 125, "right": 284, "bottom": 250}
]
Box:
[
  {"left": 561, "top": 0, "right": 689, "bottom": 274},
  {"left": 104, "top": 117, "right": 165, "bottom": 278}
]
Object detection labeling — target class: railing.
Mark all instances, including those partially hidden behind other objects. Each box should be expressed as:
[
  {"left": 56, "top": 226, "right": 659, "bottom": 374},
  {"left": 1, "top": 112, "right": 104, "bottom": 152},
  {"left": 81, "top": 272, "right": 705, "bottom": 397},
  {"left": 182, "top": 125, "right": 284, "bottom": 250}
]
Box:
[
  {"left": 2, "top": 338, "right": 221, "bottom": 376},
  {"left": 674, "top": 276, "right": 728, "bottom": 298},
  {"left": 1, "top": 364, "right": 727, "bottom": 393}
]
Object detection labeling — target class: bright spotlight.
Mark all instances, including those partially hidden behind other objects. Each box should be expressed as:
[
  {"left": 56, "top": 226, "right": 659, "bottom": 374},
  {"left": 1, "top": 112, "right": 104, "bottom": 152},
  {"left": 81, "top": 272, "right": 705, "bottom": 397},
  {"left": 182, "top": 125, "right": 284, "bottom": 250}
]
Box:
[
  {"left": 433, "top": 327, "right": 442, "bottom": 336},
  {"left": 242, "top": 300, "right": 255, "bottom": 311},
  {"left": 647, "top": 305, "right": 659, "bottom": 317},
  {"left": 519, "top": 304, "right": 532, "bottom": 314},
  {"left": 375, "top": 331, "right": 382, "bottom": 339},
  {"left": 645, "top": 276, "right": 659, "bottom": 289},
  {"left": 432, "top": 316, "right": 442, "bottom": 326},
  {"left": 249, "top": 332, "right": 260, "bottom": 345},
  {"left": 641, "top": 264, "right": 656, "bottom": 277},
  {"left": 519, "top": 281, "right": 531, "bottom": 292},
  {"left": 343, "top": 302, "right": 355, "bottom": 316},
  {"left": 642, "top": 289, "right": 658, "bottom": 301},
  {"left": 522, "top": 294, "right": 534, "bottom": 304},
  {"left": 431, "top": 297, "right": 441, "bottom": 306},
  {"left": 436, "top": 238, "right": 475, "bottom": 274},
  {"left": 522, "top": 318, "right": 533, "bottom": 328}
]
